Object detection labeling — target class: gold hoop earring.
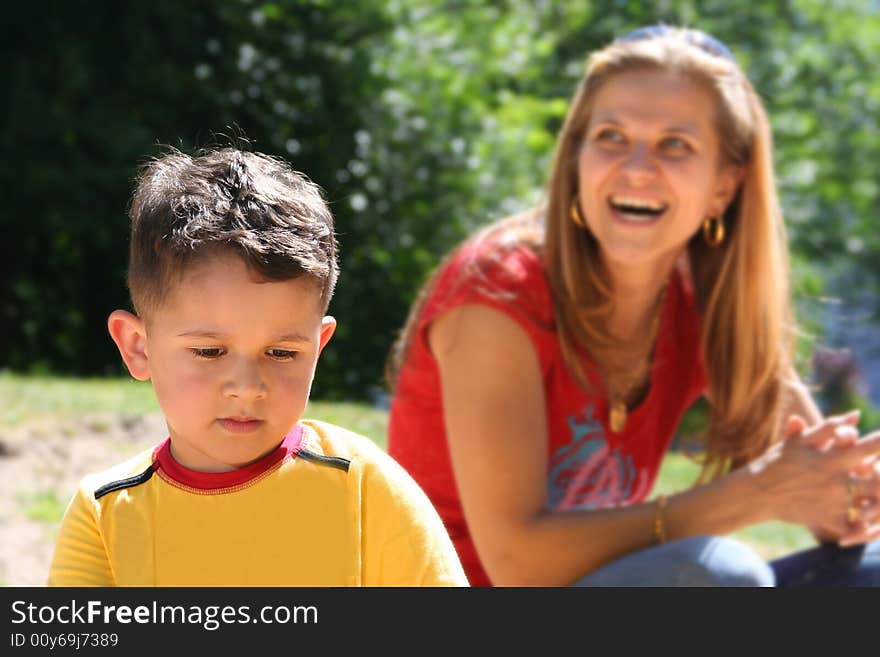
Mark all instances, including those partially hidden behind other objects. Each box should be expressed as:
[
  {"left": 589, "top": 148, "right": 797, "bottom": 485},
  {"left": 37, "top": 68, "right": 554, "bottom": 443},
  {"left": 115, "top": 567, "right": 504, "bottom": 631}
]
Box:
[
  {"left": 570, "top": 200, "right": 586, "bottom": 228},
  {"left": 702, "top": 215, "right": 725, "bottom": 246}
]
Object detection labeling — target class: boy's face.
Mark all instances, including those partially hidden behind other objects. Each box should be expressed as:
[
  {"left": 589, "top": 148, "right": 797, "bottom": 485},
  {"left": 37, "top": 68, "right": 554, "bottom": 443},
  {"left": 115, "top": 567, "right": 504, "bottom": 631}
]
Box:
[{"left": 110, "top": 252, "right": 335, "bottom": 472}]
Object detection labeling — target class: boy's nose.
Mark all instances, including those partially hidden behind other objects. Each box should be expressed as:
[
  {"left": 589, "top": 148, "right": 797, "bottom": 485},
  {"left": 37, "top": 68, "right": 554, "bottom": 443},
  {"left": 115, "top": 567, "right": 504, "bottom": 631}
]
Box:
[{"left": 223, "top": 360, "right": 268, "bottom": 400}]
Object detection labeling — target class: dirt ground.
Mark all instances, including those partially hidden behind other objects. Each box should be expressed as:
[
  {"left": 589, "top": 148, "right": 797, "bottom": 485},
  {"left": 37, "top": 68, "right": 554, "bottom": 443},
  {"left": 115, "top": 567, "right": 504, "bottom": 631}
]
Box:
[{"left": 0, "top": 412, "right": 166, "bottom": 586}]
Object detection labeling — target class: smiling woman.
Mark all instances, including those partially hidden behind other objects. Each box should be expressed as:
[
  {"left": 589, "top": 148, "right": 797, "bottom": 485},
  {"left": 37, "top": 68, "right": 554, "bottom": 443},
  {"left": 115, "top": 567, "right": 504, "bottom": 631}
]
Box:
[
  {"left": 576, "top": 69, "right": 741, "bottom": 274},
  {"left": 384, "top": 25, "right": 880, "bottom": 587},
  {"left": 570, "top": 68, "right": 741, "bottom": 435}
]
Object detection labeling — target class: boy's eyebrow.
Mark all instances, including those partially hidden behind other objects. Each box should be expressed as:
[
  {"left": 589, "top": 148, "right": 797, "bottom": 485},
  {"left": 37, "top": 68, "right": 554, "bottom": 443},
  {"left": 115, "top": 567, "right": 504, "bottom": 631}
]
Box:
[
  {"left": 275, "top": 332, "right": 313, "bottom": 343},
  {"left": 177, "top": 330, "right": 313, "bottom": 343},
  {"left": 177, "top": 330, "right": 224, "bottom": 338}
]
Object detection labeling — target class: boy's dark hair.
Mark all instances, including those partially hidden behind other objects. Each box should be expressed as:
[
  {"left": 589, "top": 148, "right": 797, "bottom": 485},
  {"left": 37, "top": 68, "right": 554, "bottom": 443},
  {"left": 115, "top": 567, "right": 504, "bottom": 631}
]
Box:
[{"left": 127, "top": 147, "right": 337, "bottom": 316}]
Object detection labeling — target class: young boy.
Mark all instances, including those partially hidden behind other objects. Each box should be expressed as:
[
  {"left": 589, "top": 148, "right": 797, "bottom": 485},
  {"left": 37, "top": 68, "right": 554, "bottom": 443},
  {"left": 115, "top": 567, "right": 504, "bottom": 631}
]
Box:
[{"left": 48, "top": 148, "right": 467, "bottom": 586}]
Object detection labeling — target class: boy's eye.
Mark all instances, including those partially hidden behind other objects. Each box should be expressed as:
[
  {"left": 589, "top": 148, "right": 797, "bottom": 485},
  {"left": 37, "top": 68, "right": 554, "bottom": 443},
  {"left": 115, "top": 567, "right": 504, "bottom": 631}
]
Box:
[
  {"left": 191, "top": 348, "right": 225, "bottom": 359},
  {"left": 267, "top": 349, "right": 298, "bottom": 361}
]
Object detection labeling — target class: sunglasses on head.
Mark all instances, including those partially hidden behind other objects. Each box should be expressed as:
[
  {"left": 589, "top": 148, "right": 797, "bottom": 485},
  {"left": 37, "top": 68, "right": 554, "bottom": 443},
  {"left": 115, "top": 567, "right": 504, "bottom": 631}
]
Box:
[{"left": 616, "top": 25, "right": 736, "bottom": 62}]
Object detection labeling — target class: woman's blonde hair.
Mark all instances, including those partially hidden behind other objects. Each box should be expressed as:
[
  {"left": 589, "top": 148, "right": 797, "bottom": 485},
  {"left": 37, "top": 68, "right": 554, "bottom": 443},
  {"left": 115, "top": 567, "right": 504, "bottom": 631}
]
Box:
[{"left": 389, "top": 27, "right": 795, "bottom": 479}]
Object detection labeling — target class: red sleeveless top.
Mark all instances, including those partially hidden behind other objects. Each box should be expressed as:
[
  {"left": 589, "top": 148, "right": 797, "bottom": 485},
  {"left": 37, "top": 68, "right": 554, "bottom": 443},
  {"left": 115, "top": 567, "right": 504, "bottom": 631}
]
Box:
[{"left": 388, "top": 239, "right": 707, "bottom": 586}]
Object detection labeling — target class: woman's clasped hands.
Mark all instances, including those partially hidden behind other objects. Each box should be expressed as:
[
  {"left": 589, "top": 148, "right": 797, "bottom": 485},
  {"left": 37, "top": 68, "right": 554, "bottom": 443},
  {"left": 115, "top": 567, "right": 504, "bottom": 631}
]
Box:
[{"left": 748, "top": 410, "right": 880, "bottom": 547}]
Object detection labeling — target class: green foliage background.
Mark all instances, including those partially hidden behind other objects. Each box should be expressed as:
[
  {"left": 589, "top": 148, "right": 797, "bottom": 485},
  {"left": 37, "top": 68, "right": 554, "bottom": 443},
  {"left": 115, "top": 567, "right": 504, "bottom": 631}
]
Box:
[{"left": 2, "top": 0, "right": 878, "bottom": 400}]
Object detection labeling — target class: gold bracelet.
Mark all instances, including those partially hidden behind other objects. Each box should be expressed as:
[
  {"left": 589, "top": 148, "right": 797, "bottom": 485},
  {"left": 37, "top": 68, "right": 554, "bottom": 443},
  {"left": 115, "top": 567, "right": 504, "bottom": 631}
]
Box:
[{"left": 653, "top": 494, "right": 668, "bottom": 544}]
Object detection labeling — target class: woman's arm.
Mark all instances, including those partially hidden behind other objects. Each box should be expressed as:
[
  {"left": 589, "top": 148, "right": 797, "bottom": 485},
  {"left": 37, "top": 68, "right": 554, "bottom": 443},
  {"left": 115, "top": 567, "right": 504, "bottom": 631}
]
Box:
[{"left": 430, "top": 304, "right": 880, "bottom": 585}]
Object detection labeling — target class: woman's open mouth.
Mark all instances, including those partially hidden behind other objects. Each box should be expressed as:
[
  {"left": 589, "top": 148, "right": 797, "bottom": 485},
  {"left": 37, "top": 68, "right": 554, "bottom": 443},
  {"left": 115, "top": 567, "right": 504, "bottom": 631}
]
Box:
[{"left": 608, "top": 195, "right": 668, "bottom": 225}]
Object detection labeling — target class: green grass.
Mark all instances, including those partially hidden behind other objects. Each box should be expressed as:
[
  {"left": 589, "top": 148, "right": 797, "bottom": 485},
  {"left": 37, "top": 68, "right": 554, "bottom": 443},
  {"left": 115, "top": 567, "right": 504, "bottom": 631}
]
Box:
[
  {"left": 16, "top": 490, "right": 68, "bottom": 523},
  {"left": 304, "top": 400, "right": 389, "bottom": 449},
  {"left": 2, "top": 374, "right": 815, "bottom": 559},
  {"left": 0, "top": 372, "right": 159, "bottom": 428}
]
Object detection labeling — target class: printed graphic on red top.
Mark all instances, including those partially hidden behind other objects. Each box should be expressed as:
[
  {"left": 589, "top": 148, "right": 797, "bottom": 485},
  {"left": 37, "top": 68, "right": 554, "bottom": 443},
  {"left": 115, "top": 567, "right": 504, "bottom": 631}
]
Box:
[{"left": 549, "top": 403, "right": 651, "bottom": 511}]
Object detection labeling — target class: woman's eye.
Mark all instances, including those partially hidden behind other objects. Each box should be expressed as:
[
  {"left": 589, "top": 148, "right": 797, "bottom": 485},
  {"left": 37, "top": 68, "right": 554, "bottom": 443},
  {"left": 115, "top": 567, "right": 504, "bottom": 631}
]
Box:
[
  {"left": 595, "top": 128, "right": 625, "bottom": 145},
  {"left": 661, "top": 136, "right": 691, "bottom": 153},
  {"left": 191, "top": 348, "right": 224, "bottom": 359},
  {"left": 268, "top": 349, "right": 298, "bottom": 361}
]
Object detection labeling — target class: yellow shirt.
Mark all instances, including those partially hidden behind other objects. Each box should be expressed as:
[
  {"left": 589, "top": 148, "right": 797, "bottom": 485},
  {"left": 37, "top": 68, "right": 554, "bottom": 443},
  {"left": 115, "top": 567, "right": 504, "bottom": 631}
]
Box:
[{"left": 48, "top": 420, "right": 467, "bottom": 586}]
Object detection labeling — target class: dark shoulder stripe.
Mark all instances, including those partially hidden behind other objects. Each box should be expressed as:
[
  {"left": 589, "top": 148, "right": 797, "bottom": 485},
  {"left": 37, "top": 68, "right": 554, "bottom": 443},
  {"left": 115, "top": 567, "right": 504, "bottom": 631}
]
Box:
[
  {"left": 295, "top": 449, "right": 350, "bottom": 473},
  {"left": 94, "top": 464, "right": 156, "bottom": 500}
]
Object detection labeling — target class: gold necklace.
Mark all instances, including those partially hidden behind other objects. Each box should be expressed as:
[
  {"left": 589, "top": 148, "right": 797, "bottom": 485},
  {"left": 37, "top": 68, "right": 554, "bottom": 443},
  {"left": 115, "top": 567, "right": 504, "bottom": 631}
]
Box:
[{"left": 604, "top": 285, "right": 667, "bottom": 433}]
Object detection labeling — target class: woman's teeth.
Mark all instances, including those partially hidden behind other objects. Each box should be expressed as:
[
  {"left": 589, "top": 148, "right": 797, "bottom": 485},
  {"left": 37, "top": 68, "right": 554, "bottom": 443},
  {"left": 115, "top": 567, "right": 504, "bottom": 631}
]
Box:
[{"left": 609, "top": 195, "right": 667, "bottom": 222}]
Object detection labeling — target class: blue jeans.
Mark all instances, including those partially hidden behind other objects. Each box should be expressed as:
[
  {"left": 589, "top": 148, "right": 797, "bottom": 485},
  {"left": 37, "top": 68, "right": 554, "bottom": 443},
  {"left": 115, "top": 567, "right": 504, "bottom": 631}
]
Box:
[{"left": 571, "top": 536, "right": 880, "bottom": 587}]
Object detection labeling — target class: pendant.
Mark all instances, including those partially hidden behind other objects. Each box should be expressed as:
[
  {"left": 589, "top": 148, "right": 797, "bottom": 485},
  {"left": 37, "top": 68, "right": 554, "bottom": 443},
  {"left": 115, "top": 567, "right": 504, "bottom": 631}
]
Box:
[{"left": 609, "top": 399, "right": 627, "bottom": 433}]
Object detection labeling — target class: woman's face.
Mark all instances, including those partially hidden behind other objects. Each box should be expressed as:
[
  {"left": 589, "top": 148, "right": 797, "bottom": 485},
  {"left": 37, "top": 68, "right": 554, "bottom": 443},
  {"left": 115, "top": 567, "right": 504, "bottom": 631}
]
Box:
[{"left": 577, "top": 68, "right": 741, "bottom": 273}]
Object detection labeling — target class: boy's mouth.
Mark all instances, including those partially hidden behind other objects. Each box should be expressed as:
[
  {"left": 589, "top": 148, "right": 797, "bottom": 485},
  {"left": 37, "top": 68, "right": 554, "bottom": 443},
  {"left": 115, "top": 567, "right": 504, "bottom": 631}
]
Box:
[{"left": 218, "top": 417, "right": 264, "bottom": 434}]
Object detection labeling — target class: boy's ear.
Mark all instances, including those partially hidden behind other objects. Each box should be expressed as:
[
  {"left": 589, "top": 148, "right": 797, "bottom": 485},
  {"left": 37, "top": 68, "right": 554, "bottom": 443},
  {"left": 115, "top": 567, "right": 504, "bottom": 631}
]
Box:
[
  {"left": 107, "top": 310, "right": 151, "bottom": 381},
  {"left": 318, "top": 316, "right": 337, "bottom": 355}
]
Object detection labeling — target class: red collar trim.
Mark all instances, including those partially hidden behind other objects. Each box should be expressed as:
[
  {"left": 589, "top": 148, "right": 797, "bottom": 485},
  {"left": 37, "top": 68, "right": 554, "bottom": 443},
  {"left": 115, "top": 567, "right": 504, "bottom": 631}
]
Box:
[{"left": 152, "top": 424, "right": 304, "bottom": 490}]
